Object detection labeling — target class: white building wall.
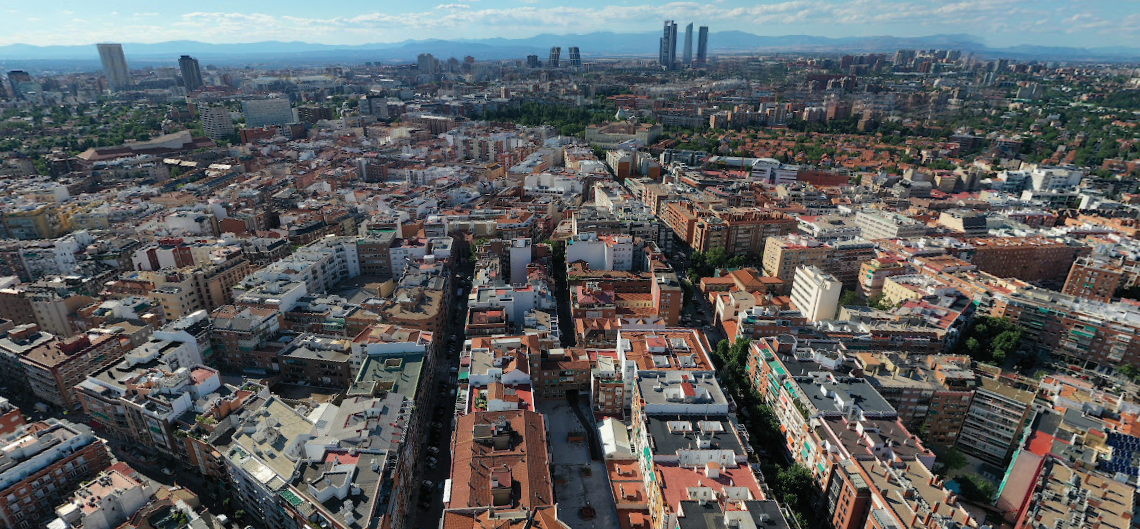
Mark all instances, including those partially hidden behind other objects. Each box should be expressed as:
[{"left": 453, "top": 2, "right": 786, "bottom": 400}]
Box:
[
  {"left": 790, "top": 265, "right": 841, "bottom": 322},
  {"left": 565, "top": 233, "right": 607, "bottom": 270}
]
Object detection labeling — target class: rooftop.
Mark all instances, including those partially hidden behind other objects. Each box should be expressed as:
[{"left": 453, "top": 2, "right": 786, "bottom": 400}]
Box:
[
  {"left": 635, "top": 371, "right": 729, "bottom": 410},
  {"left": 448, "top": 410, "right": 552, "bottom": 510},
  {"left": 645, "top": 415, "right": 747, "bottom": 457}
]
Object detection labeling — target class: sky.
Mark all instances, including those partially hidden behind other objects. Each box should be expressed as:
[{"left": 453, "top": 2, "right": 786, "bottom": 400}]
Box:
[{"left": 1, "top": 0, "right": 1139, "bottom": 49}]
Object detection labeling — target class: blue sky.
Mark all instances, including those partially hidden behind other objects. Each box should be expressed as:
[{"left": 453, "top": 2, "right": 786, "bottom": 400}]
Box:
[{"left": 2, "top": 0, "right": 1139, "bottom": 48}]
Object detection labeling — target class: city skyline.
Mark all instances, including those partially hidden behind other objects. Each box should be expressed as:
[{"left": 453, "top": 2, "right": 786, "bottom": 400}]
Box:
[{"left": 1, "top": 0, "right": 1138, "bottom": 49}]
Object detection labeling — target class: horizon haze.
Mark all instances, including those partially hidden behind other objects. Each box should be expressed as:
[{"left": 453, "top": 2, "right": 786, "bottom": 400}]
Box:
[{"left": 2, "top": 0, "right": 1139, "bottom": 50}]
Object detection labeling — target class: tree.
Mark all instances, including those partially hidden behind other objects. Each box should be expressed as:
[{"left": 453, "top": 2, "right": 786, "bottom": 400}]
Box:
[
  {"left": 715, "top": 339, "right": 731, "bottom": 366},
  {"left": 839, "top": 289, "right": 866, "bottom": 307},
  {"left": 940, "top": 448, "right": 968, "bottom": 472},
  {"left": 953, "top": 316, "right": 1022, "bottom": 366},
  {"left": 867, "top": 293, "right": 893, "bottom": 310},
  {"left": 764, "top": 464, "right": 816, "bottom": 528},
  {"left": 956, "top": 474, "right": 997, "bottom": 503},
  {"left": 1119, "top": 364, "right": 1140, "bottom": 381}
]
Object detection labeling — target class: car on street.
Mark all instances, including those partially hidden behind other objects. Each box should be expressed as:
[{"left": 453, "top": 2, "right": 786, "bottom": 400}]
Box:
[{"left": 427, "top": 446, "right": 440, "bottom": 454}]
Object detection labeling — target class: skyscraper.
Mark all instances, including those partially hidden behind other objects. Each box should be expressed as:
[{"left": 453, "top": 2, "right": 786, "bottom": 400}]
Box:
[
  {"left": 696, "top": 26, "right": 709, "bottom": 68},
  {"left": 568, "top": 47, "right": 581, "bottom": 68},
  {"left": 178, "top": 55, "right": 204, "bottom": 92},
  {"left": 96, "top": 43, "right": 132, "bottom": 92},
  {"left": 417, "top": 53, "right": 440, "bottom": 73},
  {"left": 549, "top": 47, "right": 561, "bottom": 68},
  {"left": 6, "top": 71, "right": 30, "bottom": 100},
  {"left": 659, "top": 20, "right": 678, "bottom": 70},
  {"left": 682, "top": 23, "right": 694, "bottom": 67}
]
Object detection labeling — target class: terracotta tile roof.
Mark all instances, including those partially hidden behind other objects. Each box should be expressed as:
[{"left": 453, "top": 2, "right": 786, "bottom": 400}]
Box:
[
  {"left": 654, "top": 461, "right": 765, "bottom": 516},
  {"left": 448, "top": 411, "right": 553, "bottom": 510}
]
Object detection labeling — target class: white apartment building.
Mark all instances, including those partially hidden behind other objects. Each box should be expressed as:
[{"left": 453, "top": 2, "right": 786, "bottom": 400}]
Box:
[
  {"left": 790, "top": 265, "right": 841, "bottom": 322},
  {"left": 199, "top": 104, "right": 235, "bottom": 140},
  {"left": 565, "top": 232, "right": 634, "bottom": 272},
  {"left": 853, "top": 211, "right": 927, "bottom": 240},
  {"left": 241, "top": 98, "right": 295, "bottom": 128}
]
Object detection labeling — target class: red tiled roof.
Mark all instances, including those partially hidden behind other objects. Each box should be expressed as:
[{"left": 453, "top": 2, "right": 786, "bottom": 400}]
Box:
[{"left": 448, "top": 411, "right": 552, "bottom": 510}]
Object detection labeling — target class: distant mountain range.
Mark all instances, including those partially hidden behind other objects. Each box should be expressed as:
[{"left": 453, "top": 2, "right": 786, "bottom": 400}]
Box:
[{"left": 0, "top": 32, "right": 1137, "bottom": 71}]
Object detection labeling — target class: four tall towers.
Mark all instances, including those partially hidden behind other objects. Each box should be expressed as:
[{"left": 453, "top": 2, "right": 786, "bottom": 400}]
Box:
[{"left": 661, "top": 21, "right": 708, "bottom": 70}]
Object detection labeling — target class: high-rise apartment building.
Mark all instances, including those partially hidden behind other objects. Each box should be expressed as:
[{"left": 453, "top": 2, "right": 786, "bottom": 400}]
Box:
[
  {"left": 790, "top": 265, "right": 841, "bottom": 322},
  {"left": 417, "top": 53, "right": 438, "bottom": 73},
  {"left": 198, "top": 104, "right": 234, "bottom": 140},
  {"left": 763, "top": 235, "right": 876, "bottom": 288},
  {"left": 549, "top": 46, "right": 561, "bottom": 67},
  {"left": 659, "top": 20, "right": 678, "bottom": 69},
  {"left": 682, "top": 23, "right": 694, "bottom": 66},
  {"left": 955, "top": 373, "right": 1034, "bottom": 465},
  {"left": 241, "top": 98, "right": 294, "bottom": 128},
  {"left": 568, "top": 46, "right": 581, "bottom": 68},
  {"left": 178, "top": 55, "right": 203, "bottom": 92},
  {"left": 7, "top": 71, "right": 32, "bottom": 100},
  {"left": 696, "top": 26, "right": 709, "bottom": 67},
  {"left": 96, "top": 43, "right": 132, "bottom": 92},
  {"left": 526, "top": 55, "right": 539, "bottom": 68}
]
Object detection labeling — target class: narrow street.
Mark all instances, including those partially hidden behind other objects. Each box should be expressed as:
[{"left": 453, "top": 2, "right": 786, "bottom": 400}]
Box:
[{"left": 411, "top": 254, "right": 473, "bottom": 529}]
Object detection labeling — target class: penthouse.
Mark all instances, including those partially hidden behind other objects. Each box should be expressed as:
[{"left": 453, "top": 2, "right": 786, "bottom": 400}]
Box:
[
  {"left": 641, "top": 415, "right": 748, "bottom": 464},
  {"left": 75, "top": 360, "right": 222, "bottom": 458},
  {"left": 634, "top": 371, "right": 730, "bottom": 416},
  {"left": 617, "top": 330, "right": 716, "bottom": 408}
]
